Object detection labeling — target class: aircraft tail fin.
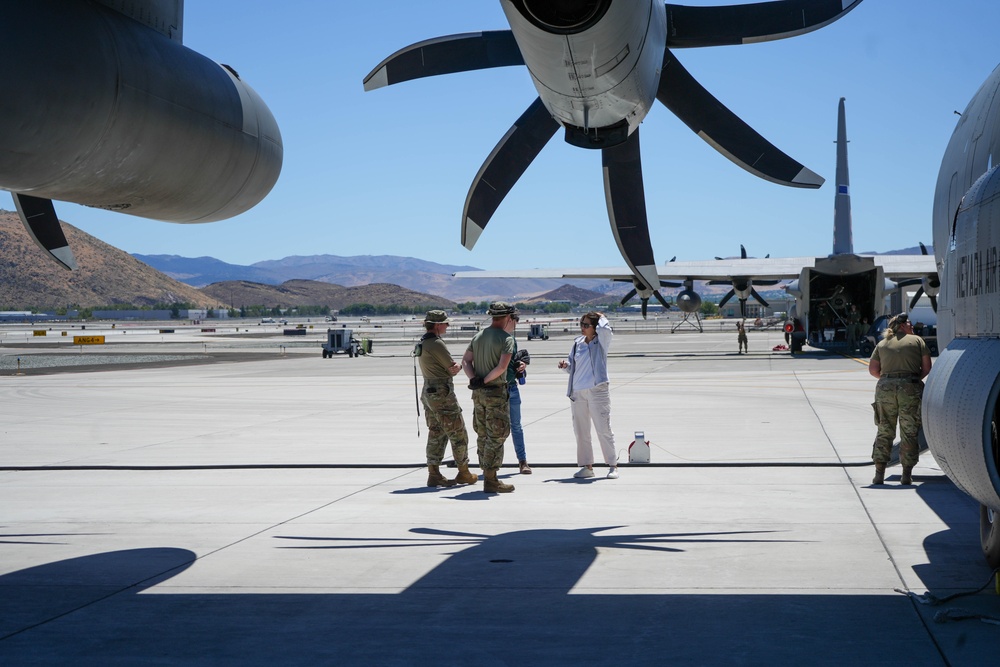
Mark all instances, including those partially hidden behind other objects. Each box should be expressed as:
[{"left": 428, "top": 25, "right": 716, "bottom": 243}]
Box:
[{"left": 832, "top": 97, "right": 853, "bottom": 256}]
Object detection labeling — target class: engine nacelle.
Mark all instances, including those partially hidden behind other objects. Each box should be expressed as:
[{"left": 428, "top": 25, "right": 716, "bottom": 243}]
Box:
[
  {"left": 675, "top": 288, "right": 702, "bottom": 313},
  {"left": 0, "top": 0, "right": 282, "bottom": 223},
  {"left": 923, "top": 339, "right": 1000, "bottom": 512},
  {"left": 501, "top": 0, "right": 666, "bottom": 147}
]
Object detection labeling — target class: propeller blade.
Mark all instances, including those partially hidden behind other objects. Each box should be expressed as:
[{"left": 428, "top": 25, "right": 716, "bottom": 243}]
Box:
[
  {"left": 930, "top": 295, "right": 938, "bottom": 312},
  {"left": 364, "top": 31, "right": 523, "bottom": 90},
  {"left": 919, "top": 241, "right": 929, "bottom": 255},
  {"left": 909, "top": 287, "right": 925, "bottom": 311},
  {"left": 620, "top": 288, "right": 638, "bottom": 306},
  {"left": 12, "top": 193, "right": 77, "bottom": 270},
  {"left": 602, "top": 128, "right": 661, "bottom": 297},
  {"left": 718, "top": 289, "right": 735, "bottom": 308},
  {"left": 739, "top": 298, "right": 747, "bottom": 320},
  {"left": 664, "top": 0, "right": 863, "bottom": 48},
  {"left": 654, "top": 291, "right": 671, "bottom": 310},
  {"left": 740, "top": 244, "right": 747, "bottom": 259},
  {"left": 463, "top": 97, "right": 559, "bottom": 249},
  {"left": 749, "top": 287, "right": 770, "bottom": 308},
  {"left": 641, "top": 298, "right": 649, "bottom": 319},
  {"left": 656, "top": 49, "right": 823, "bottom": 189},
  {"left": 895, "top": 278, "right": 922, "bottom": 288}
]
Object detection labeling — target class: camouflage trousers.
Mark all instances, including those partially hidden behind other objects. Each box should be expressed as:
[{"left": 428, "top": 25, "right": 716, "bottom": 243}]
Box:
[
  {"left": 472, "top": 385, "right": 510, "bottom": 470},
  {"left": 872, "top": 377, "right": 923, "bottom": 467},
  {"left": 421, "top": 379, "right": 470, "bottom": 466}
]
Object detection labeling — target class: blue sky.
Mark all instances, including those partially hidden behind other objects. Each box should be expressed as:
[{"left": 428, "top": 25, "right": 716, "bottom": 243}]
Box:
[{"left": 5, "top": 1, "right": 999, "bottom": 271}]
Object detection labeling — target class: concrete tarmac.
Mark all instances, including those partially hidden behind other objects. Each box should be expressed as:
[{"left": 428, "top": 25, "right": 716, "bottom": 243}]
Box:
[{"left": 1, "top": 324, "right": 997, "bottom": 665}]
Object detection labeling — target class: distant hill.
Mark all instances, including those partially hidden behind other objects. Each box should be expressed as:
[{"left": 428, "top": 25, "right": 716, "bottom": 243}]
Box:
[
  {"left": 0, "top": 210, "right": 216, "bottom": 309},
  {"left": 522, "top": 284, "right": 611, "bottom": 305},
  {"left": 199, "top": 279, "right": 454, "bottom": 310}
]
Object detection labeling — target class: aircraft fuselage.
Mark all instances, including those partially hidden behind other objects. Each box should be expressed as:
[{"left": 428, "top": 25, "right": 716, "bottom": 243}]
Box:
[
  {"left": 785, "top": 255, "right": 886, "bottom": 350},
  {"left": 924, "top": 63, "right": 1000, "bottom": 566}
]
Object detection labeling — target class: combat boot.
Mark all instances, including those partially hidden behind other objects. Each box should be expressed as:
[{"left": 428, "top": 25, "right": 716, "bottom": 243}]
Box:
[
  {"left": 453, "top": 464, "right": 478, "bottom": 485},
  {"left": 872, "top": 462, "right": 886, "bottom": 485},
  {"left": 483, "top": 469, "right": 514, "bottom": 494},
  {"left": 427, "top": 465, "right": 456, "bottom": 488},
  {"left": 900, "top": 466, "right": 913, "bottom": 486}
]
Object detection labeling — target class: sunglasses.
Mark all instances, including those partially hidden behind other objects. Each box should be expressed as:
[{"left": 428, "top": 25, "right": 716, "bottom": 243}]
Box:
[{"left": 580, "top": 322, "right": 594, "bottom": 328}]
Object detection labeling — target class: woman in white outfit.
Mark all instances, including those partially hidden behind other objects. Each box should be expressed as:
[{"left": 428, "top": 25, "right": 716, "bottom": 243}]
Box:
[{"left": 558, "top": 311, "right": 617, "bottom": 479}]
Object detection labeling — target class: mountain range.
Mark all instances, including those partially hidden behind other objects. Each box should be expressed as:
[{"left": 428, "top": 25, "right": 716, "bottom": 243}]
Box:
[{"left": 132, "top": 252, "right": 612, "bottom": 302}]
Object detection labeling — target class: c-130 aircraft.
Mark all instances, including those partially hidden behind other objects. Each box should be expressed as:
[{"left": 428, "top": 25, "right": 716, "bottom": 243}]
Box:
[{"left": 0, "top": 0, "right": 283, "bottom": 271}]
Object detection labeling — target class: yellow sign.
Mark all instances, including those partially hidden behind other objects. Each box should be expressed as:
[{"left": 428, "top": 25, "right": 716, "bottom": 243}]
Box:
[
  {"left": 73, "top": 336, "right": 106, "bottom": 345},
  {"left": 33, "top": 330, "right": 46, "bottom": 336}
]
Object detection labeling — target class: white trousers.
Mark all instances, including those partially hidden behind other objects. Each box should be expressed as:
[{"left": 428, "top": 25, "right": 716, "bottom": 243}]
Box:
[{"left": 570, "top": 383, "right": 616, "bottom": 467}]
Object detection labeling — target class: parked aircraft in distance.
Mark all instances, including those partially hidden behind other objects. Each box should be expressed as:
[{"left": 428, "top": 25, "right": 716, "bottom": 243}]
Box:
[
  {"left": 923, "top": 62, "right": 1000, "bottom": 568},
  {"left": 0, "top": 0, "right": 283, "bottom": 270},
  {"left": 454, "top": 98, "right": 937, "bottom": 351},
  {"left": 365, "top": 0, "right": 864, "bottom": 312}
]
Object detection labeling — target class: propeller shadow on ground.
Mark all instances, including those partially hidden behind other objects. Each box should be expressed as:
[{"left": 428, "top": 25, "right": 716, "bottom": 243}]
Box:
[{"left": 0, "top": 525, "right": 968, "bottom": 664}]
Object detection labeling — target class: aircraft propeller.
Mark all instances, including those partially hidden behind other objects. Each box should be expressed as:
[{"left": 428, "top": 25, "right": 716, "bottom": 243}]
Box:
[
  {"left": 708, "top": 245, "right": 778, "bottom": 318},
  {"left": 615, "top": 257, "right": 677, "bottom": 319},
  {"left": 895, "top": 242, "right": 939, "bottom": 311},
  {"left": 364, "top": 2, "right": 861, "bottom": 299}
]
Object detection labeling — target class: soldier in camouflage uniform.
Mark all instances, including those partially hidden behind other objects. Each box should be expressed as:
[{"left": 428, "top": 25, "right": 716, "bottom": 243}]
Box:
[
  {"left": 868, "top": 313, "right": 932, "bottom": 485},
  {"left": 418, "top": 310, "right": 477, "bottom": 487},
  {"left": 462, "top": 302, "right": 516, "bottom": 493}
]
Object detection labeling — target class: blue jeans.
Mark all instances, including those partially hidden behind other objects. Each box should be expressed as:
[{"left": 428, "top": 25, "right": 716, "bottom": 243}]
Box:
[{"left": 508, "top": 382, "right": 526, "bottom": 461}]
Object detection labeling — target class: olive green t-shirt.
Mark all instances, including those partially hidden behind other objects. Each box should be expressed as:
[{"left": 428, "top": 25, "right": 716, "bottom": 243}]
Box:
[
  {"left": 871, "top": 333, "right": 929, "bottom": 375},
  {"left": 467, "top": 326, "right": 514, "bottom": 387},
  {"left": 418, "top": 335, "right": 456, "bottom": 380}
]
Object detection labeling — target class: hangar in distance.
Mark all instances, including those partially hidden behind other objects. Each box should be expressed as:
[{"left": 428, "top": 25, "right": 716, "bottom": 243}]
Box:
[
  {"left": 0, "top": 0, "right": 283, "bottom": 271},
  {"left": 365, "top": 0, "right": 864, "bottom": 313}
]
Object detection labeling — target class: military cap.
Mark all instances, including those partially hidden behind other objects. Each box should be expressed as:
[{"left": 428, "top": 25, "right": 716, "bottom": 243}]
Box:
[
  {"left": 487, "top": 301, "right": 518, "bottom": 317},
  {"left": 424, "top": 310, "right": 450, "bottom": 324}
]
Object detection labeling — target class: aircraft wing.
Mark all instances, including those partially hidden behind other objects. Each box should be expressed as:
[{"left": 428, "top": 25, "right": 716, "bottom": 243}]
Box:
[
  {"left": 872, "top": 254, "right": 938, "bottom": 278},
  {"left": 455, "top": 257, "right": 815, "bottom": 282},
  {"left": 454, "top": 254, "right": 937, "bottom": 282},
  {"left": 94, "top": 0, "right": 183, "bottom": 42}
]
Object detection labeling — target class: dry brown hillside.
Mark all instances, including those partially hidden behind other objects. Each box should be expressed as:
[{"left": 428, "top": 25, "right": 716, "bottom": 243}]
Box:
[
  {"left": 0, "top": 210, "right": 216, "bottom": 309},
  {"left": 200, "top": 279, "right": 454, "bottom": 310}
]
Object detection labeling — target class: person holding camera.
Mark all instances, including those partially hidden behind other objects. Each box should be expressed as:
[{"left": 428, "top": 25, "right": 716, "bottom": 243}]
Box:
[
  {"left": 462, "top": 302, "right": 517, "bottom": 493},
  {"left": 558, "top": 311, "right": 618, "bottom": 479},
  {"left": 417, "top": 310, "right": 477, "bottom": 487},
  {"left": 504, "top": 313, "right": 532, "bottom": 474}
]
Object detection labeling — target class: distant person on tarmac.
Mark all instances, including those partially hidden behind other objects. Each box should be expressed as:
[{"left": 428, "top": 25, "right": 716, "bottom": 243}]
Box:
[
  {"left": 559, "top": 311, "right": 618, "bottom": 480},
  {"left": 737, "top": 321, "right": 748, "bottom": 354},
  {"left": 417, "top": 310, "right": 477, "bottom": 488},
  {"left": 868, "top": 313, "right": 932, "bottom": 485}
]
